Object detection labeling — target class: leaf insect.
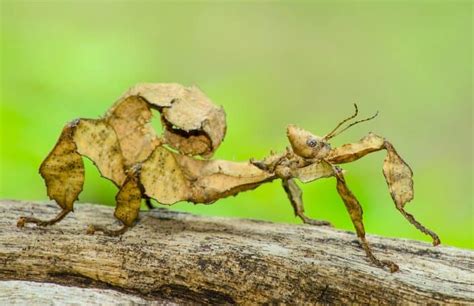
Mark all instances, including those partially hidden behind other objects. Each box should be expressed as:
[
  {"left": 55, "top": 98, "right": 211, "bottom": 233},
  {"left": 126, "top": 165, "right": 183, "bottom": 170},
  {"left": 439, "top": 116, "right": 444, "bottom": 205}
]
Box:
[{"left": 17, "top": 83, "right": 440, "bottom": 272}]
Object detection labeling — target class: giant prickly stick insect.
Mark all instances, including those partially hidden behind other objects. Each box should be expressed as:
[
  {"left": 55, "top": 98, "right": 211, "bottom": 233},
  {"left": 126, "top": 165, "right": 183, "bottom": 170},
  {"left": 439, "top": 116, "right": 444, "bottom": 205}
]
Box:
[{"left": 17, "top": 83, "right": 440, "bottom": 272}]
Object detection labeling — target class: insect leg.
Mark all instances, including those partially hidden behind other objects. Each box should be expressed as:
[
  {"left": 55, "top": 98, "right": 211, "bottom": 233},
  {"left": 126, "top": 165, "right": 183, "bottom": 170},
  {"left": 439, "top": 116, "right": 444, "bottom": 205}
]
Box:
[
  {"left": 328, "top": 133, "right": 440, "bottom": 246},
  {"left": 87, "top": 169, "right": 142, "bottom": 237},
  {"left": 383, "top": 141, "right": 440, "bottom": 246},
  {"left": 18, "top": 118, "right": 128, "bottom": 231},
  {"left": 17, "top": 122, "right": 84, "bottom": 228},
  {"left": 334, "top": 168, "right": 399, "bottom": 273},
  {"left": 282, "top": 179, "right": 332, "bottom": 226},
  {"left": 17, "top": 208, "right": 71, "bottom": 228},
  {"left": 86, "top": 222, "right": 129, "bottom": 237},
  {"left": 145, "top": 196, "right": 155, "bottom": 210}
]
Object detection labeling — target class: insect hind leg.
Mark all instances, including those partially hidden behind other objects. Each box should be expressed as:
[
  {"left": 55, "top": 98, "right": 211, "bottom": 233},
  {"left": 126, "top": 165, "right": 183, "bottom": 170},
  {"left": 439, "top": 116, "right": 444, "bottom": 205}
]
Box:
[
  {"left": 86, "top": 222, "right": 129, "bottom": 237},
  {"left": 145, "top": 196, "right": 155, "bottom": 210},
  {"left": 86, "top": 169, "right": 142, "bottom": 237},
  {"left": 17, "top": 208, "right": 71, "bottom": 228}
]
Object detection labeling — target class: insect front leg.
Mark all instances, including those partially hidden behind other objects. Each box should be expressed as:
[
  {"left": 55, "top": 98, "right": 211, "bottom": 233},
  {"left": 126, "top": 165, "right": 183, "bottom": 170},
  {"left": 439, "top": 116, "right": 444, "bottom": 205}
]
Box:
[
  {"left": 333, "top": 168, "right": 399, "bottom": 272},
  {"left": 327, "top": 132, "right": 440, "bottom": 246},
  {"left": 283, "top": 158, "right": 398, "bottom": 272},
  {"left": 282, "top": 179, "right": 332, "bottom": 226}
]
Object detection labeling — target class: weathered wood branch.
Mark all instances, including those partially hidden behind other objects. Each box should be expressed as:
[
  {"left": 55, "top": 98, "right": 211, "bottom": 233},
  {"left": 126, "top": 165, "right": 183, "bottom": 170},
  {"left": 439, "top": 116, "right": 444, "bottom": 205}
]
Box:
[
  {"left": 0, "top": 200, "right": 472, "bottom": 304},
  {"left": 0, "top": 280, "right": 160, "bottom": 305}
]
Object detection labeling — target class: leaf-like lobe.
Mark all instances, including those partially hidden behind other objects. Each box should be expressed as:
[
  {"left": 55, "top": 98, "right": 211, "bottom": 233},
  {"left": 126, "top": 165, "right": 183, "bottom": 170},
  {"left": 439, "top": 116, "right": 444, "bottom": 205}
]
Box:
[
  {"left": 382, "top": 141, "right": 414, "bottom": 208},
  {"left": 328, "top": 132, "right": 384, "bottom": 164},
  {"left": 39, "top": 122, "right": 85, "bottom": 211}
]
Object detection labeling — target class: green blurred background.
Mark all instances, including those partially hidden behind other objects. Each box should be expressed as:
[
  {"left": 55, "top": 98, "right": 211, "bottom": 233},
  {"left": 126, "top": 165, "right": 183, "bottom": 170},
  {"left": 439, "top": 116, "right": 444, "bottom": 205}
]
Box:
[{"left": 1, "top": 1, "right": 472, "bottom": 248}]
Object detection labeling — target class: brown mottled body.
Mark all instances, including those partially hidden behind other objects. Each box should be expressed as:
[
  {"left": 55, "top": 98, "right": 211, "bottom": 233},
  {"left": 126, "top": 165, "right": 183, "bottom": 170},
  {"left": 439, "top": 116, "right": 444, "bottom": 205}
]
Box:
[
  {"left": 17, "top": 84, "right": 440, "bottom": 272},
  {"left": 133, "top": 147, "right": 277, "bottom": 206}
]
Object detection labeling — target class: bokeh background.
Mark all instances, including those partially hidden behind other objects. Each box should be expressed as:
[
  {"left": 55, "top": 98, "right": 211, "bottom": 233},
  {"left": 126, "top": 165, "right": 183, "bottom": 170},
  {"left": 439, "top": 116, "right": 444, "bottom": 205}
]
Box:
[{"left": 1, "top": 1, "right": 472, "bottom": 248}]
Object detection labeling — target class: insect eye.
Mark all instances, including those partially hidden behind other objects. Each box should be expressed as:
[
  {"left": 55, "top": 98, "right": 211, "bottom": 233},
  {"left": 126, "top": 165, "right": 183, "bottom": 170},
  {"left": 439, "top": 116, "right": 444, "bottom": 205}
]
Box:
[{"left": 306, "top": 138, "right": 318, "bottom": 147}]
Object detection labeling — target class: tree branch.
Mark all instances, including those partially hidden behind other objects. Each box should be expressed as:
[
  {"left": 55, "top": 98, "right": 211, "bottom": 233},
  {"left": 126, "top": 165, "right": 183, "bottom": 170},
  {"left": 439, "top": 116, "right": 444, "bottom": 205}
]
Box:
[{"left": 0, "top": 200, "right": 472, "bottom": 304}]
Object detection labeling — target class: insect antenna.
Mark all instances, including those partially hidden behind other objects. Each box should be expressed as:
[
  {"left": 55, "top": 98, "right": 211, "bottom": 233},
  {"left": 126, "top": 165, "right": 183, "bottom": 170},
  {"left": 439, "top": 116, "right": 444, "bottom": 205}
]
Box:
[
  {"left": 324, "top": 103, "right": 359, "bottom": 139},
  {"left": 327, "top": 111, "right": 379, "bottom": 139}
]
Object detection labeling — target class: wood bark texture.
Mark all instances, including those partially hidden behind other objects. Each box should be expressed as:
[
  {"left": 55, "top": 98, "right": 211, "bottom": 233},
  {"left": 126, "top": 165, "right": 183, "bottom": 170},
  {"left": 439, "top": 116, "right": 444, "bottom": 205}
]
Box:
[
  {"left": 0, "top": 200, "right": 472, "bottom": 304},
  {"left": 0, "top": 280, "right": 168, "bottom": 305}
]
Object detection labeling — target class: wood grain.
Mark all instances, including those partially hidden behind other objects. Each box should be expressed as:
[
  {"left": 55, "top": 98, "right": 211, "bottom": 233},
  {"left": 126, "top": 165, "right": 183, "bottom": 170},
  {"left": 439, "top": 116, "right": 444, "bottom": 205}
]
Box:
[{"left": 0, "top": 200, "right": 472, "bottom": 304}]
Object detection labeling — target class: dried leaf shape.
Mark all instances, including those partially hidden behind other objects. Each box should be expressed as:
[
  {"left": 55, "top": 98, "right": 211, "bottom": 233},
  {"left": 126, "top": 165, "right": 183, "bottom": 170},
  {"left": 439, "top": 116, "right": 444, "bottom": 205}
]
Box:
[
  {"left": 73, "top": 119, "right": 126, "bottom": 186},
  {"left": 335, "top": 173, "right": 365, "bottom": 239},
  {"left": 140, "top": 148, "right": 273, "bottom": 205},
  {"left": 122, "top": 83, "right": 186, "bottom": 107},
  {"left": 283, "top": 179, "right": 304, "bottom": 213},
  {"left": 329, "top": 134, "right": 439, "bottom": 245},
  {"left": 292, "top": 160, "right": 334, "bottom": 183},
  {"left": 40, "top": 119, "right": 126, "bottom": 211},
  {"left": 114, "top": 172, "right": 142, "bottom": 226},
  {"left": 327, "top": 133, "right": 414, "bottom": 208},
  {"left": 39, "top": 83, "right": 226, "bottom": 221},
  {"left": 117, "top": 83, "right": 226, "bottom": 158},
  {"left": 105, "top": 95, "right": 159, "bottom": 167},
  {"left": 139, "top": 147, "right": 190, "bottom": 205},
  {"left": 382, "top": 141, "right": 414, "bottom": 209},
  {"left": 160, "top": 86, "right": 226, "bottom": 157},
  {"left": 281, "top": 178, "right": 332, "bottom": 226},
  {"left": 39, "top": 122, "right": 84, "bottom": 211},
  {"left": 327, "top": 132, "right": 385, "bottom": 164},
  {"left": 177, "top": 158, "right": 274, "bottom": 203},
  {"left": 282, "top": 179, "right": 305, "bottom": 218},
  {"left": 383, "top": 142, "right": 439, "bottom": 245},
  {"left": 161, "top": 121, "right": 213, "bottom": 157}
]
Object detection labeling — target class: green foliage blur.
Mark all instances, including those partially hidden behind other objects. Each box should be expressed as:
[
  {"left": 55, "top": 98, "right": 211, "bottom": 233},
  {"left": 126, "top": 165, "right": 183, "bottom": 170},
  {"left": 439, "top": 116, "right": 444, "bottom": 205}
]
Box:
[{"left": 1, "top": 1, "right": 472, "bottom": 249}]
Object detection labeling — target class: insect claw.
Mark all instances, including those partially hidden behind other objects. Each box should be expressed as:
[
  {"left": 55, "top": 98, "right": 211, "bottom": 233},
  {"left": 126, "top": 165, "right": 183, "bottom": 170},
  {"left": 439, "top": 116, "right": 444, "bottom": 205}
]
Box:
[
  {"left": 86, "top": 223, "right": 129, "bottom": 236},
  {"left": 382, "top": 260, "right": 399, "bottom": 273},
  {"left": 304, "top": 218, "right": 333, "bottom": 227},
  {"left": 86, "top": 224, "right": 96, "bottom": 235},
  {"left": 16, "top": 217, "right": 26, "bottom": 228},
  {"left": 16, "top": 209, "right": 70, "bottom": 228}
]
